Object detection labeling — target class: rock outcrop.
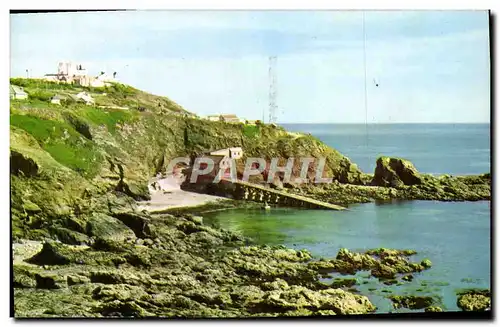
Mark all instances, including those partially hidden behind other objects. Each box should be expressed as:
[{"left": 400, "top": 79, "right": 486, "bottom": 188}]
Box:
[
  {"left": 457, "top": 289, "right": 491, "bottom": 311},
  {"left": 371, "top": 157, "right": 423, "bottom": 188},
  {"left": 307, "top": 248, "right": 431, "bottom": 283}
]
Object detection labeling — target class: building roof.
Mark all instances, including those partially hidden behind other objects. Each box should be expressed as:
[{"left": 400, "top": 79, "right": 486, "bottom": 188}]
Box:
[
  {"left": 220, "top": 114, "right": 238, "bottom": 119},
  {"left": 10, "top": 85, "right": 27, "bottom": 95},
  {"left": 76, "top": 92, "right": 94, "bottom": 101},
  {"left": 201, "top": 155, "right": 227, "bottom": 165}
]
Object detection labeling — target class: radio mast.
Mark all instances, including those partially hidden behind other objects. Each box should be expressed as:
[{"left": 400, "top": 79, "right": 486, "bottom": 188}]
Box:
[{"left": 268, "top": 56, "right": 278, "bottom": 124}]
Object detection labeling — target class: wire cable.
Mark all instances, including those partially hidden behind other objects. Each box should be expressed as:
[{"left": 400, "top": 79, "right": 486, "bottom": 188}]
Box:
[{"left": 362, "top": 11, "right": 369, "bottom": 147}]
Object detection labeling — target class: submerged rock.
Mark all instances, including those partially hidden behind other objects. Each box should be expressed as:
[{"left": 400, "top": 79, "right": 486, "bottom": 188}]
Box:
[
  {"left": 331, "top": 278, "right": 358, "bottom": 289},
  {"left": 388, "top": 295, "right": 435, "bottom": 310},
  {"left": 402, "top": 274, "right": 414, "bottom": 282}
]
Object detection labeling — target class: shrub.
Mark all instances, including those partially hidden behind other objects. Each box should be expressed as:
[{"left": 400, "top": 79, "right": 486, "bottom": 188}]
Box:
[
  {"left": 10, "top": 78, "right": 80, "bottom": 91},
  {"left": 61, "top": 97, "right": 77, "bottom": 106},
  {"left": 27, "top": 90, "right": 54, "bottom": 102},
  {"left": 76, "top": 107, "right": 137, "bottom": 133},
  {"left": 243, "top": 125, "right": 260, "bottom": 138},
  {"left": 104, "top": 83, "right": 136, "bottom": 97}
]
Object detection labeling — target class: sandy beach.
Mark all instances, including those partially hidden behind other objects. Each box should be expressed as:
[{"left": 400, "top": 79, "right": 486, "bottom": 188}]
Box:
[{"left": 136, "top": 174, "right": 226, "bottom": 212}]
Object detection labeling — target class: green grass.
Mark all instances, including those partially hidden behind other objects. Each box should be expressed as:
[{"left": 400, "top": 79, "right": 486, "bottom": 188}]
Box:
[
  {"left": 11, "top": 99, "right": 53, "bottom": 110},
  {"left": 43, "top": 143, "right": 99, "bottom": 176},
  {"left": 74, "top": 106, "right": 138, "bottom": 133},
  {"left": 10, "top": 114, "right": 102, "bottom": 177},
  {"left": 11, "top": 114, "right": 69, "bottom": 141}
]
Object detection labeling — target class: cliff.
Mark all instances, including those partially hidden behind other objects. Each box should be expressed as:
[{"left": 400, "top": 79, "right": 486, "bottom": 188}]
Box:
[{"left": 10, "top": 78, "right": 363, "bottom": 241}]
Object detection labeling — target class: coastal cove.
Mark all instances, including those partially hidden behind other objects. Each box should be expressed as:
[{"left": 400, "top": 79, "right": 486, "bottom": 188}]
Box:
[
  {"left": 9, "top": 79, "right": 491, "bottom": 317},
  {"left": 203, "top": 123, "right": 491, "bottom": 313},
  {"left": 203, "top": 201, "right": 491, "bottom": 313},
  {"left": 9, "top": 9, "right": 492, "bottom": 319}
]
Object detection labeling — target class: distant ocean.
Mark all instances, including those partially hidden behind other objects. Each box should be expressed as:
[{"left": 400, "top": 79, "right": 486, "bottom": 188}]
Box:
[{"left": 281, "top": 123, "right": 491, "bottom": 176}]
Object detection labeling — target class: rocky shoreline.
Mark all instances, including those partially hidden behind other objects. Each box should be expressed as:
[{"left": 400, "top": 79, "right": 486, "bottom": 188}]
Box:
[
  {"left": 13, "top": 210, "right": 374, "bottom": 317},
  {"left": 289, "top": 158, "right": 490, "bottom": 207},
  {"left": 12, "top": 204, "right": 491, "bottom": 317},
  {"left": 11, "top": 154, "right": 491, "bottom": 318}
]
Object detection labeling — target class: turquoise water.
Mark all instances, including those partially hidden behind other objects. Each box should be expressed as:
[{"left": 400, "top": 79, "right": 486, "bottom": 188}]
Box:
[
  {"left": 204, "top": 201, "right": 490, "bottom": 312},
  {"left": 203, "top": 124, "right": 491, "bottom": 313}
]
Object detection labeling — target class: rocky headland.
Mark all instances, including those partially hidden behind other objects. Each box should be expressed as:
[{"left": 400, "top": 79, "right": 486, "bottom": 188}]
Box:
[{"left": 10, "top": 79, "right": 490, "bottom": 317}]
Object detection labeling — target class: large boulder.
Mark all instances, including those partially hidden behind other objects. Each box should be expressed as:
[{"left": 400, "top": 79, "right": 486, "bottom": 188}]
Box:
[
  {"left": 336, "top": 159, "right": 364, "bottom": 185},
  {"left": 50, "top": 227, "right": 90, "bottom": 245},
  {"left": 25, "top": 242, "right": 72, "bottom": 266},
  {"left": 86, "top": 213, "right": 136, "bottom": 242},
  {"left": 111, "top": 212, "right": 151, "bottom": 238},
  {"left": 116, "top": 180, "right": 151, "bottom": 201},
  {"left": 371, "top": 157, "right": 423, "bottom": 188}
]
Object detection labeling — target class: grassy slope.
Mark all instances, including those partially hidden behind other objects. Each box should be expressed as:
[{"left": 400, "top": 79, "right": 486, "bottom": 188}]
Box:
[{"left": 9, "top": 78, "right": 363, "bottom": 240}]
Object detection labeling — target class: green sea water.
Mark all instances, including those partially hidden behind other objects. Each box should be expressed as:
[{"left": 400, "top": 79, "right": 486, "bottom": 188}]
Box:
[{"left": 204, "top": 201, "right": 490, "bottom": 313}]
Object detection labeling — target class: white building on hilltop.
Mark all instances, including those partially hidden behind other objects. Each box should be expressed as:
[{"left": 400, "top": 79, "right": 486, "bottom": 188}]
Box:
[
  {"left": 44, "top": 62, "right": 117, "bottom": 88},
  {"left": 58, "top": 62, "right": 87, "bottom": 78}
]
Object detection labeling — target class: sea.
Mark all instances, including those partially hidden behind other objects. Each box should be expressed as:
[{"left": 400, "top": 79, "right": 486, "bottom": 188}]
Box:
[{"left": 203, "top": 123, "right": 491, "bottom": 313}]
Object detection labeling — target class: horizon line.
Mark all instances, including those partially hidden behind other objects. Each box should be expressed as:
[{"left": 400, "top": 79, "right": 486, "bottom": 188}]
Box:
[{"left": 277, "top": 122, "right": 491, "bottom": 125}]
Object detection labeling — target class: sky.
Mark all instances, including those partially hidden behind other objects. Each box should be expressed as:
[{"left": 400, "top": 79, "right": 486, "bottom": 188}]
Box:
[{"left": 10, "top": 10, "right": 490, "bottom": 123}]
